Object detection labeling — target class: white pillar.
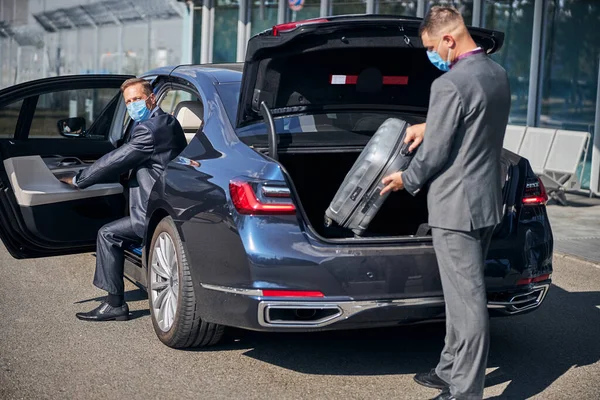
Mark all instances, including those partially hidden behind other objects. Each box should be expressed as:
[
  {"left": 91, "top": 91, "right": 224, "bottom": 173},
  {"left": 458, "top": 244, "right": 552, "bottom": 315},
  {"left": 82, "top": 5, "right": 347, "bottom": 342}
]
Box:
[
  {"left": 118, "top": 24, "right": 123, "bottom": 73},
  {"left": 200, "top": 0, "right": 211, "bottom": 63},
  {"left": 526, "top": 0, "right": 545, "bottom": 127},
  {"left": 94, "top": 26, "right": 99, "bottom": 72},
  {"left": 237, "top": 0, "right": 248, "bottom": 62},
  {"left": 366, "top": 0, "right": 375, "bottom": 14},
  {"left": 320, "top": 0, "right": 328, "bottom": 17},
  {"left": 472, "top": 0, "right": 482, "bottom": 27},
  {"left": 147, "top": 19, "right": 153, "bottom": 70},
  {"left": 591, "top": 56, "right": 600, "bottom": 195},
  {"left": 208, "top": 5, "right": 215, "bottom": 63},
  {"left": 278, "top": 0, "right": 285, "bottom": 24},
  {"left": 416, "top": 0, "right": 425, "bottom": 18}
]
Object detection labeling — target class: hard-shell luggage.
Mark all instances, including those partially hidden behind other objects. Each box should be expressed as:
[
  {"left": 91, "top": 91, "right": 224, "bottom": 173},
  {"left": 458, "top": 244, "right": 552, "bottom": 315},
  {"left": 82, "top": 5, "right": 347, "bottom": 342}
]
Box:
[{"left": 324, "top": 118, "right": 415, "bottom": 236}]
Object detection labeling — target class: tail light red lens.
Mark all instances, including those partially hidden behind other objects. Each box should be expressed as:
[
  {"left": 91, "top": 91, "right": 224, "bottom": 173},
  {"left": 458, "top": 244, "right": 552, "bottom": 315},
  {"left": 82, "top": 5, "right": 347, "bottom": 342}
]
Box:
[
  {"left": 262, "top": 290, "right": 324, "bottom": 297},
  {"left": 272, "top": 18, "right": 329, "bottom": 36},
  {"left": 522, "top": 177, "right": 548, "bottom": 206},
  {"left": 517, "top": 273, "right": 552, "bottom": 285},
  {"left": 229, "top": 180, "right": 296, "bottom": 215}
]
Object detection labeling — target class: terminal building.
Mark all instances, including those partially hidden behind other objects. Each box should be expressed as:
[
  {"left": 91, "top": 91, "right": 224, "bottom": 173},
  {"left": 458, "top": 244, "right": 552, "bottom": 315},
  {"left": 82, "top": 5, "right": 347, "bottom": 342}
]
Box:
[{"left": 0, "top": 0, "right": 598, "bottom": 194}]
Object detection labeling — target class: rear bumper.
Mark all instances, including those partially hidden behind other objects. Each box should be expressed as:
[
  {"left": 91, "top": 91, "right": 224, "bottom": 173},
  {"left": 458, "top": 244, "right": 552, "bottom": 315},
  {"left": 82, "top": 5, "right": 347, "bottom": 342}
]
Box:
[{"left": 198, "top": 282, "right": 551, "bottom": 331}]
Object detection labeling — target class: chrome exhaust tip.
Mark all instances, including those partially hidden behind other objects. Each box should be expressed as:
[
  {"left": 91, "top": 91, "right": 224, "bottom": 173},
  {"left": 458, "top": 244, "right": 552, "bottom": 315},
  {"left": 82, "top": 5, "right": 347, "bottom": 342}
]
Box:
[
  {"left": 487, "top": 284, "right": 550, "bottom": 314},
  {"left": 259, "top": 303, "right": 343, "bottom": 327}
]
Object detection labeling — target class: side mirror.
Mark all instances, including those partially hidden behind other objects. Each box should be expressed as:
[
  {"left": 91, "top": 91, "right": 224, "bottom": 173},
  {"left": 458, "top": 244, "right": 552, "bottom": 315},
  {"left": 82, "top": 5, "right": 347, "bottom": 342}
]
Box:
[{"left": 57, "top": 117, "right": 86, "bottom": 138}]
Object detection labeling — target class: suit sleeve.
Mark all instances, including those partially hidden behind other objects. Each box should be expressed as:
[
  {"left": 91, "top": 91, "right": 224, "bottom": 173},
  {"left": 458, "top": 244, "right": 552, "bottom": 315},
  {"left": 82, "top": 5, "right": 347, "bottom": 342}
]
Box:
[
  {"left": 74, "top": 124, "right": 154, "bottom": 189},
  {"left": 402, "top": 77, "right": 463, "bottom": 196}
]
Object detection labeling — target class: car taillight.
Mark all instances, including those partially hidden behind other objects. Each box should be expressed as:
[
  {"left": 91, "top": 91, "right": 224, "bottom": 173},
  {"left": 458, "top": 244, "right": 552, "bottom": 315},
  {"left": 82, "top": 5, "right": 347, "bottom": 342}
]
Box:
[
  {"left": 272, "top": 18, "right": 329, "bottom": 36},
  {"left": 517, "top": 273, "right": 552, "bottom": 285},
  {"left": 522, "top": 177, "right": 548, "bottom": 206},
  {"left": 229, "top": 180, "right": 296, "bottom": 215}
]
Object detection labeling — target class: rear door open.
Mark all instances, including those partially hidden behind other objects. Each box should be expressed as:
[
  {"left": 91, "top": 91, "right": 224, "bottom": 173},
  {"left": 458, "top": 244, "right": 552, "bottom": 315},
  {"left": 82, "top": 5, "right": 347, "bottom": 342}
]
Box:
[{"left": 236, "top": 15, "right": 505, "bottom": 157}]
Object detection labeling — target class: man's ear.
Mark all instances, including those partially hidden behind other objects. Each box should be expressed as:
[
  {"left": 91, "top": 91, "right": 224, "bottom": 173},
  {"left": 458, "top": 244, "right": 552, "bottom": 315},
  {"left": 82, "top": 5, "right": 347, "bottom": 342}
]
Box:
[
  {"left": 147, "top": 93, "right": 157, "bottom": 108},
  {"left": 443, "top": 34, "right": 456, "bottom": 49}
]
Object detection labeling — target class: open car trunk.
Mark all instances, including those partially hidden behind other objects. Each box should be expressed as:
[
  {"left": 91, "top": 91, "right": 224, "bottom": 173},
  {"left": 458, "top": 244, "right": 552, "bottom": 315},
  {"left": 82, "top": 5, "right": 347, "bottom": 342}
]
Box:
[
  {"left": 233, "top": 16, "right": 507, "bottom": 241},
  {"left": 279, "top": 150, "right": 429, "bottom": 239}
]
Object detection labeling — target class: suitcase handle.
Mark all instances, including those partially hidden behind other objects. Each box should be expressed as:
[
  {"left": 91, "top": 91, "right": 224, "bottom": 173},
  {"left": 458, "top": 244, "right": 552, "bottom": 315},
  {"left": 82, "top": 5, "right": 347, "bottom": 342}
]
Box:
[{"left": 400, "top": 141, "right": 414, "bottom": 157}]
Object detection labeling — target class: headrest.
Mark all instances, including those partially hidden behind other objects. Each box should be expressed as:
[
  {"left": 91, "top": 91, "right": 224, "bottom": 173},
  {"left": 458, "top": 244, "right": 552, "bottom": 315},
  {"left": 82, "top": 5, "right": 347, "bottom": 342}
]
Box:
[{"left": 174, "top": 101, "right": 204, "bottom": 131}]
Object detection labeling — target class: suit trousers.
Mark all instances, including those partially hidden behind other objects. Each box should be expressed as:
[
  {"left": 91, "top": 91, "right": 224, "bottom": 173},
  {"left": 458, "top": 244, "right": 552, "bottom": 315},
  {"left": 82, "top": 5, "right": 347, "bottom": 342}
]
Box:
[
  {"left": 432, "top": 226, "right": 494, "bottom": 400},
  {"left": 93, "top": 217, "right": 142, "bottom": 296}
]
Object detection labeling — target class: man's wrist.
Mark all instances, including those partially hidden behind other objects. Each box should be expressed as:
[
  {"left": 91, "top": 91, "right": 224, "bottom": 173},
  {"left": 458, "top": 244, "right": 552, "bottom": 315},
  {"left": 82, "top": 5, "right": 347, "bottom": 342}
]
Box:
[{"left": 401, "top": 168, "right": 420, "bottom": 195}]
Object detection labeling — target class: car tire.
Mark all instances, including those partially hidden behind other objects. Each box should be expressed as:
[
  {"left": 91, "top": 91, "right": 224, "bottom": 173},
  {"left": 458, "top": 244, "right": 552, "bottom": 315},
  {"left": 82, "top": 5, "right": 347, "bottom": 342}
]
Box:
[{"left": 147, "top": 216, "right": 224, "bottom": 348}]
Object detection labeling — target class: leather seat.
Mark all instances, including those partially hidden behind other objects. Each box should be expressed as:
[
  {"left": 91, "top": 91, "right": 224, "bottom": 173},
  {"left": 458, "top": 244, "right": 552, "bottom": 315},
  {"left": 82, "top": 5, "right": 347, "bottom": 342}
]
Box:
[{"left": 173, "top": 101, "right": 204, "bottom": 143}]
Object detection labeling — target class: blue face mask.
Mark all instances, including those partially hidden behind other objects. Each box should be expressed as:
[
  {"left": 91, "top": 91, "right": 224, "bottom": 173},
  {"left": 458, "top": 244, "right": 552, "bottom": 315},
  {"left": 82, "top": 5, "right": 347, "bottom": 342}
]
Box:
[
  {"left": 126, "top": 99, "right": 152, "bottom": 122},
  {"left": 426, "top": 39, "right": 452, "bottom": 72}
]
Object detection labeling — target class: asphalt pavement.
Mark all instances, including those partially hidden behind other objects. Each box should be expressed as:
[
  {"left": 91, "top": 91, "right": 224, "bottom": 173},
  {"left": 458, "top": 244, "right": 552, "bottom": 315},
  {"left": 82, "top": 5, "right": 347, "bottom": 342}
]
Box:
[{"left": 1, "top": 243, "right": 599, "bottom": 400}]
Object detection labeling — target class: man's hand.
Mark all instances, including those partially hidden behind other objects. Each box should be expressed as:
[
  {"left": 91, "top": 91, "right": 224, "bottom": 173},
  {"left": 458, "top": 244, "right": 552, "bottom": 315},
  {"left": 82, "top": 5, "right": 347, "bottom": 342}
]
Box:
[
  {"left": 59, "top": 176, "right": 76, "bottom": 187},
  {"left": 380, "top": 171, "right": 404, "bottom": 195},
  {"left": 406, "top": 123, "right": 426, "bottom": 152}
]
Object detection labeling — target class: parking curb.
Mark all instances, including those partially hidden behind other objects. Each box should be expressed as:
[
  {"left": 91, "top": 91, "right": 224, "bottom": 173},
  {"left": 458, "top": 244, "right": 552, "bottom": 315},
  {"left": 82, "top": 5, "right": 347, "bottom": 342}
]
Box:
[{"left": 554, "top": 252, "right": 600, "bottom": 270}]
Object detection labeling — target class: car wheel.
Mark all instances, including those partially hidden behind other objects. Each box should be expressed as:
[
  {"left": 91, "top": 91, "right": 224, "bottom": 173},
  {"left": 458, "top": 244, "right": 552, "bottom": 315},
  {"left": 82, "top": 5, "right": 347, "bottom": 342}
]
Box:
[{"left": 147, "top": 216, "right": 224, "bottom": 348}]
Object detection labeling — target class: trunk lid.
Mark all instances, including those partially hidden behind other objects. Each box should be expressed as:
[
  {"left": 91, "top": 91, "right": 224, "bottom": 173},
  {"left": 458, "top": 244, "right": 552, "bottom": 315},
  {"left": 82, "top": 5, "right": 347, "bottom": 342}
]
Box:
[{"left": 235, "top": 15, "right": 505, "bottom": 128}]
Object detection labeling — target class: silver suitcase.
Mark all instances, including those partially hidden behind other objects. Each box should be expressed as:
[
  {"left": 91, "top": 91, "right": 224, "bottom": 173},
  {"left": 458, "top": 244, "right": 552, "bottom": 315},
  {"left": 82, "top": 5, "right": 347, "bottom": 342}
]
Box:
[{"left": 324, "top": 118, "right": 415, "bottom": 236}]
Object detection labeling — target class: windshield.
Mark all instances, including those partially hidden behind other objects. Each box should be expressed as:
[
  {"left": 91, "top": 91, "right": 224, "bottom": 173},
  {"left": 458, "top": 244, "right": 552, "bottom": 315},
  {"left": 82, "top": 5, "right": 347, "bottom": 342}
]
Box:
[{"left": 215, "top": 81, "right": 426, "bottom": 147}]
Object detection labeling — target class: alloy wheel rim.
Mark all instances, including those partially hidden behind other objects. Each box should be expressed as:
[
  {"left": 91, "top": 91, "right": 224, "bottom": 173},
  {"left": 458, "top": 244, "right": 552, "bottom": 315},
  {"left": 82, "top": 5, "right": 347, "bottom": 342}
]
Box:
[{"left": 150, "top": 232, "right": 179, "bottom": 332}]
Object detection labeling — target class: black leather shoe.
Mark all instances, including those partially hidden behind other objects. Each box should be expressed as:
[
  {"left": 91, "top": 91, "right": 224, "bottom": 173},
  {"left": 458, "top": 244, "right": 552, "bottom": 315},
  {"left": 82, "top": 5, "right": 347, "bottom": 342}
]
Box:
[
  {"left": 76, "top": 302, "right": 129, "bottom": 322},
  {"left": 414, "top": 369, "right": 450, "bottom": 390},
  {"left": 431, "top": 388, "right": 456, "bottom": 400}
]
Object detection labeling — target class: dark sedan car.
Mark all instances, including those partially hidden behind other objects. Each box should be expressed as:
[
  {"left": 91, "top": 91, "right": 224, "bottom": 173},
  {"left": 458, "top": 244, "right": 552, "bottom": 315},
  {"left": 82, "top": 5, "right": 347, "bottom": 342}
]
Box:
[{"left": 0, "top": 16, "right": 553, "bottom": 348}]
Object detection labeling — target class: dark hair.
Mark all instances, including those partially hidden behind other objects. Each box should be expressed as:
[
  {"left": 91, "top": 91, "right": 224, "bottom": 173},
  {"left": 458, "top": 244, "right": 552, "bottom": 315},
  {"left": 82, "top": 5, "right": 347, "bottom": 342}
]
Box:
[
  {"left": 419, "top": 5, "right": 464, "bottom": 36},
  {"left": 120, "top": 78, "right": 153, "bottom": 96}
]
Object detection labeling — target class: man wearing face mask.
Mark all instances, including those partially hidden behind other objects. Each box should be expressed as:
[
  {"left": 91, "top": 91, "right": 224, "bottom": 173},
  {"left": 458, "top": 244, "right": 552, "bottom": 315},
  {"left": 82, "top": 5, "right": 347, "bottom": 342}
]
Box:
[
  {"left": 380, "top": 6, "right": 510, "bottom": 400},
  {"left": 60, "top": 78, "right": 187, "bottom": 322}
]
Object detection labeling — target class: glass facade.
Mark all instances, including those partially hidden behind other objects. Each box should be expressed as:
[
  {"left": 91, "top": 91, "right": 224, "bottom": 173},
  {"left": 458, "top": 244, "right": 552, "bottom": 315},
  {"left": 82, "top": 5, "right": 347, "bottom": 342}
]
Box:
[
  {"left": 1, "top": 0, "right": 600, "bottom": 190},
  {"left": 330, "top": 0, "right": 366, "bottom": 16},
  {"left": 286, "top": 0, "right": 321, "bottom": 22},
  {"left": 251, "top": 0, "right": 279, "bottom": 36},
  {"left": 213, "top": 0, "right": 240, "bottom": 63},
  {"left": 539, "top": 0, "right": 600, "bottom": 188},
  {"left": 377, "top": 0, "right": 418, "bottom": 16},
  {"left": 483, "top": 0, "right": 535, "bottom": 126}
]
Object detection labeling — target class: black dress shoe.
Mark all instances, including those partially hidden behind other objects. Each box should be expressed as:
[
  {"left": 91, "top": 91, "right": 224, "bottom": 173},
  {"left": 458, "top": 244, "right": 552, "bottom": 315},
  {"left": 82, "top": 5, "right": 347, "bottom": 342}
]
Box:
[
  {"left": 414, "top": 369, "right": 450, "bottom": 390},
  {"left": 431, "top": 388, "right": 456, "bottom": 400},
  {"left": 76, "top": 302, "right": 129, "bottom": 322}
]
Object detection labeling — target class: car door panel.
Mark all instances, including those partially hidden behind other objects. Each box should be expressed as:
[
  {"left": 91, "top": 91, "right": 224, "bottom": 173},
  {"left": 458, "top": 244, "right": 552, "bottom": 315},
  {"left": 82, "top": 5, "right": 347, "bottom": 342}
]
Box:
[{"left": 0, "top": 75, "right": 133, "bottom": 259}]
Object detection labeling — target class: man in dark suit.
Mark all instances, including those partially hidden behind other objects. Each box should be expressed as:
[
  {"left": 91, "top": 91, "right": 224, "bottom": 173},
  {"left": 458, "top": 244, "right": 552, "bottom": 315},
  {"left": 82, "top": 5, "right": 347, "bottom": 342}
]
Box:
[
  {"left": 381, "top": 6, "right": 511, "bottom": 400},
  {"left": 60, "top": 78, "right": 187, "bottom": 322}
]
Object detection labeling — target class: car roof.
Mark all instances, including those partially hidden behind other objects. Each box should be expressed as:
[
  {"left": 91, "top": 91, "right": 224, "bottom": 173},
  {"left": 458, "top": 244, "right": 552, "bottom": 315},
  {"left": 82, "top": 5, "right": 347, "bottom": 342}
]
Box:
[{"left": 144, "top": 63, "right": 243, "bottom": 85}]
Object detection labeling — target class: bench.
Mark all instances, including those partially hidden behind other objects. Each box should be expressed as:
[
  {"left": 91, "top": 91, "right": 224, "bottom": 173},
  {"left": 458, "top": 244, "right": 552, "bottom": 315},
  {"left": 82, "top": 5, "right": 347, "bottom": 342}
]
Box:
[{"left": 503, "top": 124, "right": 591, "bottom": 205}]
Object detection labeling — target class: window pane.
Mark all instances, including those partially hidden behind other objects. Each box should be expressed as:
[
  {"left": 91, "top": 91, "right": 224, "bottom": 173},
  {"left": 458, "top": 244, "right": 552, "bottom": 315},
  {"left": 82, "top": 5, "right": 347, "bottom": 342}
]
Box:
[
  {"left": 29, "top": 88, "right": 120, "bottom": 139},
  {"left": 540, "top": 0, "right": 600, "bottom": 189},
  {"left": 286, "top": 0, "right": 321, "bottom": 22},
  {"left": 483, "top": 0, "right": 535, "bottom": 126},
  {"left": 0, "top": 100, "right": 24, "bottom": 139},
  {"left": 330, "top": 0, "right": 366, "bottom": 15},
  {"left": 159, "top": 90, "right": 199, "bottom": 115},
  {"left": 214, "top": 0, "right": 240, "bottom": 63},
  {"left": 251, "top": 0, "right": 279, "bottom": 36},
  {"left": 377, "top": 0, "right": 418, "bottom": 16}
]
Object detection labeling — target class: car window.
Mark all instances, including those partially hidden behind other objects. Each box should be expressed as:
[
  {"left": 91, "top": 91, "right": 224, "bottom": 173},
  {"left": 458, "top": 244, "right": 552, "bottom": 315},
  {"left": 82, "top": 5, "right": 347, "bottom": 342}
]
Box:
[
  {"left": 159, "top": 89, "right": 200, "bottom": 115},
  {"left": 215, "top": 81, "right": 425, "bottom": 147},
  {"left": 0, "top": 99, "right": 24, "bottom": 139},
  {"left": 29, "top": 88, "right": 121, "bottom": 139}
]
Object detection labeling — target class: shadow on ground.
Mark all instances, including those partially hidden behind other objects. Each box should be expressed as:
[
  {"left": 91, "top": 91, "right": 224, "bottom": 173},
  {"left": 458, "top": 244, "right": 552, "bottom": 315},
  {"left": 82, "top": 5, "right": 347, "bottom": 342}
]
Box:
[{"left": 203, "top": 284, "right": 600, "bottom": 399}]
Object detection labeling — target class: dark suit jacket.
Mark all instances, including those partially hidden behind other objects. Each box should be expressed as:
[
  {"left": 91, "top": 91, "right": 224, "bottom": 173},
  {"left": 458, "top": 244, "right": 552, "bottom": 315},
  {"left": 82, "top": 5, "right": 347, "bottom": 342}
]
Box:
[
  {"left": 74, "top": 108, "right": 187, "bottom": 237},
  {"left": 402, "top": 52, "right": 511, "bottom": 232}
]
